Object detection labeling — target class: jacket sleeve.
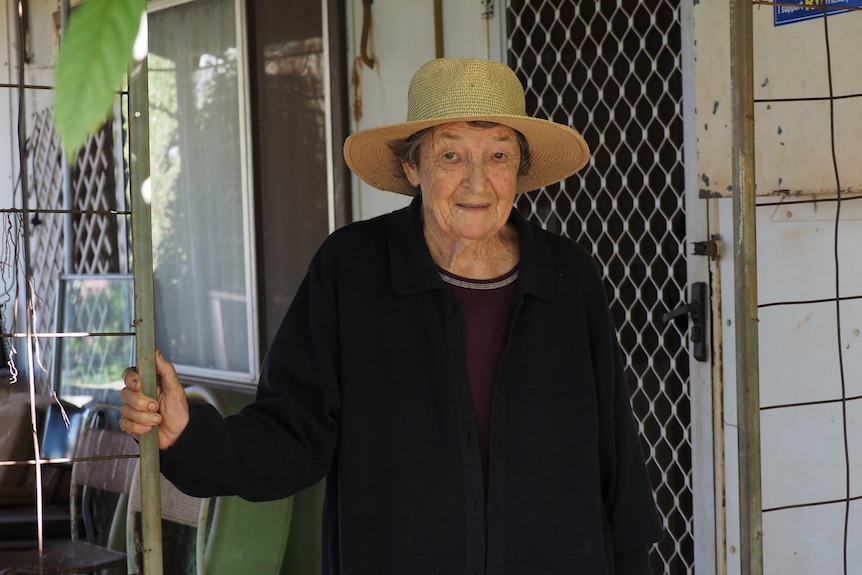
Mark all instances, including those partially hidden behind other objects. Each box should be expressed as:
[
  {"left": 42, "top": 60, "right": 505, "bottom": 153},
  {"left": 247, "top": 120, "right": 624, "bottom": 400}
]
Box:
[
  {"left": 614, "top": 545, "right": 654, "bottom": 574},
  {"left": 160, "top": 250, "right": 341, "bottom": 501}
]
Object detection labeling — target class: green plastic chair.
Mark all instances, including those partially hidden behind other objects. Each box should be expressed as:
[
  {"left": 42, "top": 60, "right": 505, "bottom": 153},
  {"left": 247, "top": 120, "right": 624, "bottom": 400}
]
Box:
[{"left": 186, "top": 386, "right": 322, "bottom": 575}]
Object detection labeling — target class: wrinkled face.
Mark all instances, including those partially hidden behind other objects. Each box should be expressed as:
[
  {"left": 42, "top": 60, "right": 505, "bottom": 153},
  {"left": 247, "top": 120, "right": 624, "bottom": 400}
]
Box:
[{"left": 403, "top": 122, "right": 520, "bottom": 244}]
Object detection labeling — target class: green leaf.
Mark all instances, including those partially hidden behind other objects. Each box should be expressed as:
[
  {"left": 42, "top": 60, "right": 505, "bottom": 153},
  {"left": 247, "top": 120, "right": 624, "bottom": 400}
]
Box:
[{"left": 54, "top": 0, "right": 146, "bottom": 158}]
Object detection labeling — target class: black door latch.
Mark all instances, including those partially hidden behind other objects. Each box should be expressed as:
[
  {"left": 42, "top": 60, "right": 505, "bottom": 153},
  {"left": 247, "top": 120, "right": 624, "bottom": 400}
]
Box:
[{"left": 662, "top": 282, "right": 708, "bottom": 362}]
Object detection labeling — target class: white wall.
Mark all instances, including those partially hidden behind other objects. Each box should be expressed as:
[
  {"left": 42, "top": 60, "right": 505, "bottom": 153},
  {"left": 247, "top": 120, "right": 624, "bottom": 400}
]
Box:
[
  {"left": 1, "top": 0, "right": 15, "bottom": 214},
  {"left": 0, "top": 0, "right": 14, "bottom": 339},
  {"left": 714, "top": 195, "right": 862, "bottom": 574},
  {"left": 344, "top": 0, "right": 499, "bottom": 221},
  {"left": 695, "top": 0, "right": 862, "bottom": 197}
]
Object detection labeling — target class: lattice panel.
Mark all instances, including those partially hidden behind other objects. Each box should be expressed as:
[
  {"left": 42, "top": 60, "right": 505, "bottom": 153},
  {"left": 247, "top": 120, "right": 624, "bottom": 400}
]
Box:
[
  {"left": 27, "top": 107, "right": 65, "bottom": 379},
  {"left": 71, "top": 120, "right": 121, "bottom": 274},
  {"left": 25, "top": 109, "right": 123, "bottom": 385},
  {"left": 507, "top": 1, "right": 691, "bottom": 572}
]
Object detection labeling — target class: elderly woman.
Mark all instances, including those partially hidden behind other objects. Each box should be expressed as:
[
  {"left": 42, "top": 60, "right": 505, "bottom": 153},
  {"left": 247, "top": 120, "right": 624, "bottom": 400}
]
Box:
[{"left": 120, "top": 57, "right": 663, "bottom": 574}]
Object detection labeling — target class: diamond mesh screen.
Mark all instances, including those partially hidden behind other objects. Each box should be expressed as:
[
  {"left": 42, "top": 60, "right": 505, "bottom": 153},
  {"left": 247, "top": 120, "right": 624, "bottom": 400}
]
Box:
[
  {"left": 507, "top": 1, "right": 691, "bottom": 572},
  {"left": 26, "top": 107, "right": 123, "bottom": 385},
  {"left": 71, "top": 120, "right": 122, "bottom": 275},
  {"left": 27, "top": 107, "right": 66, "bottom": 377}
]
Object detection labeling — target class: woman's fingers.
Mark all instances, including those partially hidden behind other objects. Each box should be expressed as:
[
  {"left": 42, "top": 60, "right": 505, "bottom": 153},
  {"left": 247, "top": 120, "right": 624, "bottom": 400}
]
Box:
[
  {"left": 118, "top": 350, "right": 189, "bottom": 449},
  {"left": 122, "top": 365, "right": 141, "bottom": 392},
  {"left": 118, "top": 409, "right": 159, "bottom": 437},
  {"left": 155, "top": 350, "right": 184, "bottom": 397},
  {"left": 119, "top": 358, "right": 162, "bottom": 436}
]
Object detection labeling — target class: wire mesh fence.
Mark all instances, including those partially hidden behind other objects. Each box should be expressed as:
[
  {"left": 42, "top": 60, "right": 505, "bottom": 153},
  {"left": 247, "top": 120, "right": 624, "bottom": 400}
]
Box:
[
  {"left": 0, "top": 5, "right": 135, "bottom": 566},
  {"left": 746, "top": 2, "right": 862, "bottom": 572}
]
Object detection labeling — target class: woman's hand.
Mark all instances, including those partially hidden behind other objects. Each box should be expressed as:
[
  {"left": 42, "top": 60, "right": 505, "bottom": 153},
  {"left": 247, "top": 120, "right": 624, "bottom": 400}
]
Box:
[{"left": 119, "top": 350, "right": 189, "bottom": 449}]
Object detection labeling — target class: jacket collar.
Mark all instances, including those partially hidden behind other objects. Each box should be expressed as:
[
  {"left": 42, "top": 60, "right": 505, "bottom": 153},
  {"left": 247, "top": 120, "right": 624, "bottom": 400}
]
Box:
[{"left": 389, "top": 196, "right": 555, "bottom": 301}]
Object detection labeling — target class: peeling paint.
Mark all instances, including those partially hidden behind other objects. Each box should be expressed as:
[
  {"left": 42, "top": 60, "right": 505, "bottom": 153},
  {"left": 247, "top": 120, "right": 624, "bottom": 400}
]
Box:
[
  {"left": 351, "top": 57, "right": 364, "bottom": 124},
  {"left": 701, "top": 173, "right": 711, "bottom": 187},
  {"left": 777, "top": 126, "right": 783, "bottom": 136},
  {"left": 761, "top": 78, "right": 769, "bottom": 88},
  {"left": 712, "top": 101, "right": 719, "bottom": 115}
]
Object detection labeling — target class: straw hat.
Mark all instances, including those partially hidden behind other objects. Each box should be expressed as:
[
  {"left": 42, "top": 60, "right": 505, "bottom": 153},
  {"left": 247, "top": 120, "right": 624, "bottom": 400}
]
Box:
[{"left": 343, "top": 57, "right": 590, "bottom": 196}]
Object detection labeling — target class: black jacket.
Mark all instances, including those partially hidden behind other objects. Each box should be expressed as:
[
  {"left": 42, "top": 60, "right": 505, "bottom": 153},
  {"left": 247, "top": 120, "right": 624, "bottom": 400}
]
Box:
[{"left": 161, "top": 196, "right": 664, "bottom": 574}]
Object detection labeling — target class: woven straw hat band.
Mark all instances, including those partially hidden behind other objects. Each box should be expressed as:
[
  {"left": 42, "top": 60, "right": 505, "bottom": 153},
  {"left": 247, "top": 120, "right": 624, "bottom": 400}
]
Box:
[{"left": 406, "top": 58, "right": 527, "bottom": 121}]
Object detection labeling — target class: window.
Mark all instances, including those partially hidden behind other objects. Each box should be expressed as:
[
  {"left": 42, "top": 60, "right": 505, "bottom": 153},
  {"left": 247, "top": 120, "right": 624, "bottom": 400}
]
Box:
[
  {"left": 53, "top": 274, "right": 135, "bottom": 400},
  {"left": 249, "top": 0, "right": 349, "bottom": 348},
  {"left": 146, "top": 0, "right": 348, "bottom": 386},
  {"left": 148, "top": 0, "right": 257, "bottom": 381}
]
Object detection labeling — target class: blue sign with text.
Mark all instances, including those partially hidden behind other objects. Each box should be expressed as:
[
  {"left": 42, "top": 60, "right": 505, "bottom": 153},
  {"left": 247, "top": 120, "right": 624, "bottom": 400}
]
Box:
[{"left": 774, "top": 0, "right": 862, "bottom": 25}]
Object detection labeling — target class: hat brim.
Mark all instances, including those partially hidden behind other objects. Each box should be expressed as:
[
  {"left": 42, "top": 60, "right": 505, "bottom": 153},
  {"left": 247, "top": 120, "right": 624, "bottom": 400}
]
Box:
[{"left": 343, "top": 115, "right": 590, "bottom": 196}]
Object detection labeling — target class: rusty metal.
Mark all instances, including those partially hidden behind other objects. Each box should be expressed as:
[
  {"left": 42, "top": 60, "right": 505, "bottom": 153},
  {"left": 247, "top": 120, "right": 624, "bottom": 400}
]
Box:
[
  {"left": 692, "top": 238, "right": 720, "bottom": 260},
  {"left": 433, "top": 0, "right": 443, "bottom": 58},
  {"left": 730, "top": 0, "right": 763, "bottom": 573},
  {"left": 128, "top": 51, "right": 164, "bottom": 575}
]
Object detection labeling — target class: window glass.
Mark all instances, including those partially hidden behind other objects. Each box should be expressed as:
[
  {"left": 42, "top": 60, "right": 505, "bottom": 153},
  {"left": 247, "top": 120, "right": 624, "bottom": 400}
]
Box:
[
  {"left": 54, "top": 274, "right": 135, "bottom": 401},
  {"left": 251, "top": 0, "right": 332, "bottom": 347},
  {"left": 148, "top": 0, "right": 254, "bottom": 377}
]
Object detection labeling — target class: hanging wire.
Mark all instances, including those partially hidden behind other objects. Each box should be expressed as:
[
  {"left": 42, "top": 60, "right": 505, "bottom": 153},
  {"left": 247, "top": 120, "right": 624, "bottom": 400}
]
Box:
[
  {"left": 12, "top": 1, "right": 54, "bottom": 567},
  {"left": 818, "top": 4, "right": 852, "bottom": 572}
]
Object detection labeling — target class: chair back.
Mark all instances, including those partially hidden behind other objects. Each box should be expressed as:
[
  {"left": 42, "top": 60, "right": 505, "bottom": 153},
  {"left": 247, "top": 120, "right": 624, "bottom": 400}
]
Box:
[
  {"left": 127, "top": 468, "right": 202, "bottom": 527},
  {"left": 125, "top": 462, "right": 203, "bottom": 574},
  {"left": 0, "top": 403, "right": 136, "bottom": 575},
  {"left": 71, "top": 429, "right": 138, "bottom": 493},
  {"left": 69, "top": 404, "right": 139, "bottom": 543}
]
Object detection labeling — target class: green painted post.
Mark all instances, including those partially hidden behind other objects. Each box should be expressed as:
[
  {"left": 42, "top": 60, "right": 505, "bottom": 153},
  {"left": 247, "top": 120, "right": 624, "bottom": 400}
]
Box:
[
  {"left": 730, "top": 0, "right": 763, "bottom": 573},
  {"left": 128, "top": 55, "right": 164, "bottom": 575}
]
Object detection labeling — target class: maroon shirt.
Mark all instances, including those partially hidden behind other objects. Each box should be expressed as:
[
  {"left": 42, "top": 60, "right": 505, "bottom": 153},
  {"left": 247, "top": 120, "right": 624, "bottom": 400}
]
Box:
[{"left": 439, "top": 266, "right": 518, "bottom": 490}]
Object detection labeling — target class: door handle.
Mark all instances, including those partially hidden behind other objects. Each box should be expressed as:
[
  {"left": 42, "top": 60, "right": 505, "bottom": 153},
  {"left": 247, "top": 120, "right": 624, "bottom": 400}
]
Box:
[{"left": 662, "top": 281, "right": 708, "bottom": 362}]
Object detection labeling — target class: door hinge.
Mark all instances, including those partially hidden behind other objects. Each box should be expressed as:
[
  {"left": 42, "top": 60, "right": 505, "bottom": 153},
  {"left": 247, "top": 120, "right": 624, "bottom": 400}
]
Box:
[
  {"left": 692, "top": 235, "right": 720, "bottom": 260},
  {"left": 481, "top": 1, "right": 495, "bottom": 19}
]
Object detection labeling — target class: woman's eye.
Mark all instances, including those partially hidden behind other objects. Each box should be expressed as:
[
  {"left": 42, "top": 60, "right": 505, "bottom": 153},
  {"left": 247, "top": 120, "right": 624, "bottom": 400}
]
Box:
[{"left": 442, "top": 152, "right": 457, "bottom": 161}]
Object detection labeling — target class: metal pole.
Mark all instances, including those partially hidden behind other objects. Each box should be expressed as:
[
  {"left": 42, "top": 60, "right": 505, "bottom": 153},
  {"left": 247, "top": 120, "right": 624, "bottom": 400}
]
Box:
[
  {"left": 14, "top": 1, "right": 46, "bottom": 566},
  {"left": 128, "top": 47, "right": 164, "bottom": 574},
  {"left": 729, "top": 0, "right": 763, "bottom": 573}
]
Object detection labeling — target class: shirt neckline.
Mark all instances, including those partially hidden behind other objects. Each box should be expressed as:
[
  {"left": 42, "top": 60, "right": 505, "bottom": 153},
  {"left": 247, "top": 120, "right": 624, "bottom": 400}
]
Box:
[{"left": 437, "top": 266, "right": 519, "bottom": 290}]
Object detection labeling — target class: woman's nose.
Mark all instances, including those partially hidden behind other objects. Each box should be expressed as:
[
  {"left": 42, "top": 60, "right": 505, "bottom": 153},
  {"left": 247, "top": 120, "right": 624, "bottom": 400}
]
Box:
[{"left": 464, "top": 161, "right": 488, "bottom": 192}]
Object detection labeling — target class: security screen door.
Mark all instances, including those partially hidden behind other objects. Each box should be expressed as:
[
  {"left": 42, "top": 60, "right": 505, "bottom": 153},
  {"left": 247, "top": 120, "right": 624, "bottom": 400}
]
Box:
[{"left": 507, "top": 1, "right": 695, "bottom": 572}]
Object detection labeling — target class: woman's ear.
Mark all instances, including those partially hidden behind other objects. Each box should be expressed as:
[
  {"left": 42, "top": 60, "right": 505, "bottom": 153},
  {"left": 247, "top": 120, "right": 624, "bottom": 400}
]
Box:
[{"left": 402, "top": 162, "right": 421, "bottom": 187}]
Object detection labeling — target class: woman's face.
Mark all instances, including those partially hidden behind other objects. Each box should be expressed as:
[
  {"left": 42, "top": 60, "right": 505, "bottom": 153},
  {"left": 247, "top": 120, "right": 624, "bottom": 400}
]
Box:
[{"left": 403, "top": 122, "right": 520, "bottom": 244}]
